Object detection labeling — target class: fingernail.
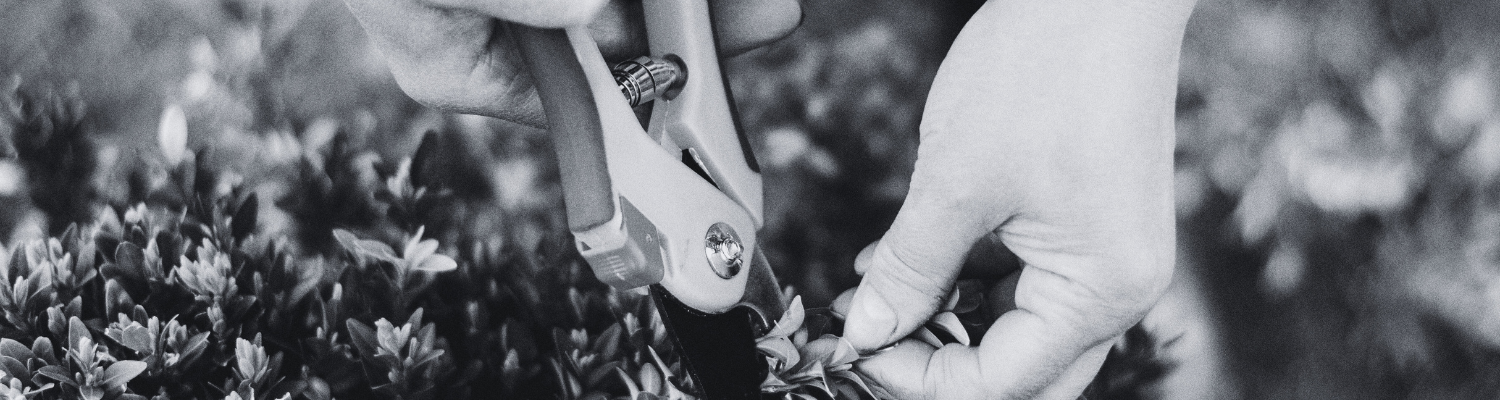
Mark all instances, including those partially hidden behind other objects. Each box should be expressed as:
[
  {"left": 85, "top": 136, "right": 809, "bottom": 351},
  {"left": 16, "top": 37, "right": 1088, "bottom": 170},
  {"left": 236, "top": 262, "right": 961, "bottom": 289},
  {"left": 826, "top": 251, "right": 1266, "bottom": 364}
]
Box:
[
  {"left": 853, "top": 244, "right": 877, "bottom": 276},
  {"left": 857, "top": 341, "right": 898, "bottom": 360},
  {"left": 830, "top": 288, "right": 857, "bottom": 318},
  {"left": 845, "top": 291, "right": 898, "bottom": 351}
]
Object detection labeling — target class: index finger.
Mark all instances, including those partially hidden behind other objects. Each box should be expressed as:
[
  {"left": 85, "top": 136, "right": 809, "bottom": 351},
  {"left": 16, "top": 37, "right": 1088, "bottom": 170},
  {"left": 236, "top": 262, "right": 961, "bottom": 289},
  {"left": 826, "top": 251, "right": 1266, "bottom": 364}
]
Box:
[
  {"left": 342, "top": 0, "right": 546, "bottom": 125},
  {"left": 424, "top": 0, "right": 607, "bottom": 28}
]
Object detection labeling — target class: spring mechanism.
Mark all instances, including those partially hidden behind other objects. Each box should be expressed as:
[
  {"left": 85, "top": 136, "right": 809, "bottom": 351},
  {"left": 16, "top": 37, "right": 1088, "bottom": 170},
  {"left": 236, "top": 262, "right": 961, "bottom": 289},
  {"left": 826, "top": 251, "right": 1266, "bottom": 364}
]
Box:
[{"left": 613, "top": 55, "right": 686, "bottom": 107}]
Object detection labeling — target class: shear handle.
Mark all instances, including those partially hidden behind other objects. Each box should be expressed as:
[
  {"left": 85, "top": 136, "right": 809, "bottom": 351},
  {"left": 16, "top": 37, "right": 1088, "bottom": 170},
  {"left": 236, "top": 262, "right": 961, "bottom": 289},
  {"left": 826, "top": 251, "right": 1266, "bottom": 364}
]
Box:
[
  {"left": 511, "top": 21, "right": 757, "bottom": 312},
  {"left": 511, "top": 24, "right": 616, "bottom": 233}
]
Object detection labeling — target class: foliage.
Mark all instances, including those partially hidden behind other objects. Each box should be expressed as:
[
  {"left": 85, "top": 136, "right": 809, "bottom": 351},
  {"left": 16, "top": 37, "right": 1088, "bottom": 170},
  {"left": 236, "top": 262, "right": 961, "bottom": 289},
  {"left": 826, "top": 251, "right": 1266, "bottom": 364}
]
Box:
[
  {"left": 0, "top": 1, "right": 1186, "bottom": 399},
  {"left": 1172, "top": 0, "right": 1500, "bottom": 397},
  {"left": 0, "top": 78, "right": 1175, "bottom": 399},
  {"left": 0, "top": 80, "right": 95, "bottom": 234}
]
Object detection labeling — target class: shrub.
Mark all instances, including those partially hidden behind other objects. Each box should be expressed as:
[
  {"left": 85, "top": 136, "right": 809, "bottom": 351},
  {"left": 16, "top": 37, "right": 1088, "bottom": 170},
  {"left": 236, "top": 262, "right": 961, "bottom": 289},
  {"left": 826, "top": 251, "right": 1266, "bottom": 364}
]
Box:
[{"left": 0, "top": 79, "right": 1171, "bottom": 400}]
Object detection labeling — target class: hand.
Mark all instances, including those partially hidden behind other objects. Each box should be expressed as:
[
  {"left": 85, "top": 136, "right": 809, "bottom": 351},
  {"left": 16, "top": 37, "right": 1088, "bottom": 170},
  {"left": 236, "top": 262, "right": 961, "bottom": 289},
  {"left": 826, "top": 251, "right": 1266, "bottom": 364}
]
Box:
[
  {"left": 341, "top": 0, "right": 800, "bottom": 128},
  {"left": 842, "top": 1, "right": 1195, "bottom": 399}
]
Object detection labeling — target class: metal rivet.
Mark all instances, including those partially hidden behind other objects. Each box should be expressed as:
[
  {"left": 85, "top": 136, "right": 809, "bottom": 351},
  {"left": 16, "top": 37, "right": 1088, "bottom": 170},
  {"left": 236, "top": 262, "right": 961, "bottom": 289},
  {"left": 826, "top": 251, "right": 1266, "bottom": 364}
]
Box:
[{"left": 704, "top": 223, "right": 742, "bottom": 279}]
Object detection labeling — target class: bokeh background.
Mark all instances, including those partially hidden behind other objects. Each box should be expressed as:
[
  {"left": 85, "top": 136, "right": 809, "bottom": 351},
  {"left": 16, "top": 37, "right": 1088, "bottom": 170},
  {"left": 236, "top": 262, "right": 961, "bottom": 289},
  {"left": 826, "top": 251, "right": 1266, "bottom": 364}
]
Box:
[{"left": 2, "top": 0, "right": 1499, "bottom": 398}]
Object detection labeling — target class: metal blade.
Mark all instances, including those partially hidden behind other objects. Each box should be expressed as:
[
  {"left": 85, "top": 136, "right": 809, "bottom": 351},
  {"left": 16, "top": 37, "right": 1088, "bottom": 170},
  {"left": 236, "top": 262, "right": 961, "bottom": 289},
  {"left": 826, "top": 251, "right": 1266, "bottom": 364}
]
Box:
[
  {"left": 651, "top": 285, "right": 768, "bottom": 400},
  {"left": 735, "top": 247, "right": 785, "bottom": 330}
]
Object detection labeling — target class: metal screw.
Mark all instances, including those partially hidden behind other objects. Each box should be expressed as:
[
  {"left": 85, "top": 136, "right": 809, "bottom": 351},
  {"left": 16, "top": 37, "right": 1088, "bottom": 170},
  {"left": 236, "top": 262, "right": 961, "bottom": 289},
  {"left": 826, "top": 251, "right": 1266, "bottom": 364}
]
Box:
[{"left": 704, "top": 223, "right": 742, "bottom": 279}]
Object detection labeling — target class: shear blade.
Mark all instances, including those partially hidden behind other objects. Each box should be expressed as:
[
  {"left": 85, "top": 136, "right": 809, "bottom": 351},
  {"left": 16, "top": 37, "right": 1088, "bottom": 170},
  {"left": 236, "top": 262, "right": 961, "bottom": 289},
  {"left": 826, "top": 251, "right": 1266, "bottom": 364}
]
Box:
[
  {"left": 735, "top": 248, "right": 786, "bottom": 330},
  {"left": 651, "top": 285, "right": 768, "bottom": 400},
  {"left": 651, "top": 247, "right": 784, "bottom": 399}
]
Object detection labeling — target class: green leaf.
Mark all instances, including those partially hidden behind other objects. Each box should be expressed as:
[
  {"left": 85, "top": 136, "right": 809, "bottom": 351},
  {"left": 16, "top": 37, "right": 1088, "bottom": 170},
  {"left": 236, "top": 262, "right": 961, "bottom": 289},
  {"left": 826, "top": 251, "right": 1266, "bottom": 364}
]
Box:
[
  {"left": 767, "top": 296, "right": 806, "bottom": 338},
  {"left": 757, "top": 336, "right": 800, "bottom": 373},
  {"left": 6, "top": 245, "right": 26, "bottom": 282},
  {"left": 616, "top": 367, "right": 641, "bottom": 399},
  {"left": 408, "top": 308, "right": 425, "bottom": 329},
  {"left": 105, "top": 280, "right": 134, "bottom": 319},
  {"left": 412, "top": 255, "right": 456, "bottom": 272},
  {"left": 345, "top": 319, "right": 379, "bottom": 359},
  {"left": 786, "top": 360, "right": 828, "bottom": 389},
  {"left": 34, "top": 364, "right": 74, "bottom": 386},
  {"left": 501, "top": 348, "right": 522, "bottom": 376},
  {"left": 373, "top": 353, "right": 401, "bottom": 370},
  {"left": 79, "top": 383, "right": 105, "bottom": 400},
  {"left": 374, "top": 319, "right": 402, "bottom": 356},
  {"left": 829, "top": 370, "right": 878, "bottom": 400},
  {"left": 0, "top": 338, "right": 32, "bottom": 362},
  {"left": 645, "top": 346, "right": 674, "bottom": 380},
  {"left": 65, "top": 297, "right": 82, "bottom": 323},
  {"left": 403, "top": 237, "right": 438, "bottom": 265},
  {"left": 120, "top": 324, "right": 154, "bottom": 355},
  {"left": 585, "top": 361, "right": 622, "bottom": 387},
  {"left": 101, "top": 360, "right": 147, "bottom": 388},
  {"left": 926, "top": 312, "right": 969, "bottom": 346},
  {"left": 638, "top": 362, "right": 663, "bottom": 396},
  {"left": 104, "top": 242, "right": 145, "bottom": 282},
  {"left": 67, "top": 316, "right": 90, "bottom": 351},
  {"left": 911, "top": 327, "right": 943, "bottom": 349},
  {"left": 231, "top": 194, "right": 258, "bottom": 240},
  {"left": 47, "top": 308, "right": 67, "bottom": 339},
  {"left": 415, "top": 323, "right": 437, "bottom": 356},
  {"left": 33, "top": 336, "right": 58, "bottom": 366},
  {"left": 798, "top": 336, "right": 857, "bottom": 370},
  {"left": 590, "top": 324, "right": 622, "bottom": 360},
  {"left": 179, "top": 332, "right": 210, "bottom": 362},
  {"left": 60, "top": 224, "right": 80, "bottom": 255},
  {"left": 761, "top": 372, "right": 792, "bottom": 393},
  {"left": 332, "top": 230, "right": 397, "bottom": 264},
  {"left": 410, "top": 348, "right": 444, "bottom": 369},
  {"left": 0, "top": 357, "right": 27, "bottom": 385},
  {"left": 234, "top": 338, "right": 263, "bottom": 383}
]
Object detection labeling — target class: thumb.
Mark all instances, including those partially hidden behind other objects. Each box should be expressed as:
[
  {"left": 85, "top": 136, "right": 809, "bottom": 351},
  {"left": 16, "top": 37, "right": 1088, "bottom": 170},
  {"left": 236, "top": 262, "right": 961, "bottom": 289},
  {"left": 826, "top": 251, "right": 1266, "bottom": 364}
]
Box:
[{"left": 844, "top": 196, "right": 994, "bottom": 351}]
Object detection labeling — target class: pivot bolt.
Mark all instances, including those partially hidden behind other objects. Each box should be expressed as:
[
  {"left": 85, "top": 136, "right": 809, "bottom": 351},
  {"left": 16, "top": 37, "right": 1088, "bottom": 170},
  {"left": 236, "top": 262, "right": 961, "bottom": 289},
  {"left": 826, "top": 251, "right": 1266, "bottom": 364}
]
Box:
[{"left": 704, "top": 223, "right": 742, "bottom": 279}]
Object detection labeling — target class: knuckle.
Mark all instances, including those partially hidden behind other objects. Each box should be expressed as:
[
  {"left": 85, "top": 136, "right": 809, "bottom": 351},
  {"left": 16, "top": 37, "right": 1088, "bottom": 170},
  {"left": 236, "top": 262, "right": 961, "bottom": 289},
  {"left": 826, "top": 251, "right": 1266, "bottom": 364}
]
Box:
[
  {"left": 906, "top": 167, "right": 1014, "bottom": 227},
  {"left": 1088, "top": 270, "right": 1168, "bottom": 319},
  {"left": 924, "top": 346, "right": 985, "bottom": 400},
  {"left": 1031, "top": 253, "right": 1173, "bottom": 343},
  {"left": 1104, "top": 247, "right": 1175, "bottom": 308}
]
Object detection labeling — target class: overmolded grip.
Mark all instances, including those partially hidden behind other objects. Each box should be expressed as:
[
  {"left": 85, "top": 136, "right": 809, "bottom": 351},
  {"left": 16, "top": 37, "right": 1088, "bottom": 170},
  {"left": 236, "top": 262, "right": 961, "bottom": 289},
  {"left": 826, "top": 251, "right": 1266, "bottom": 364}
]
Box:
[{"left": 510, "top": 23, "right": 616, "bottom": 232}]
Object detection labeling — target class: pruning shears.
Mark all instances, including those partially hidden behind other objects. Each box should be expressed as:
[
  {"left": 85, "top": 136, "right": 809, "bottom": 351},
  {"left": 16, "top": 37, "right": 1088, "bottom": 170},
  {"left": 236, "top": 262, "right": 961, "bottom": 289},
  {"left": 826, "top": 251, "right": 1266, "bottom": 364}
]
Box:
[{"left": 510, "top": 1, "right": 786, "bottom": 399}]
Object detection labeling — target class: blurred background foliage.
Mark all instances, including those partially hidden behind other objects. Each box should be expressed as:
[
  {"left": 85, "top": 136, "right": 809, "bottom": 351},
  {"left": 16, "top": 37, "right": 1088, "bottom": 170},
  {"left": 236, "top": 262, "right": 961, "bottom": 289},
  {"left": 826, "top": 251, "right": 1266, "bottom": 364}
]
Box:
[{"left": 0, "top": 0, "right": 1497, "bottom": 398}]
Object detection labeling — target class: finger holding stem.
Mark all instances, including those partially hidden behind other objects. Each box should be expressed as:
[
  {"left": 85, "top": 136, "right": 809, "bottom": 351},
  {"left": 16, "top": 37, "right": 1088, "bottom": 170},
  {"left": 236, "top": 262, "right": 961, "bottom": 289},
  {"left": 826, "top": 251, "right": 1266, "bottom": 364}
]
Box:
[{"left": 844, "top": 0, "right": 1193, "bottom": 397}]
